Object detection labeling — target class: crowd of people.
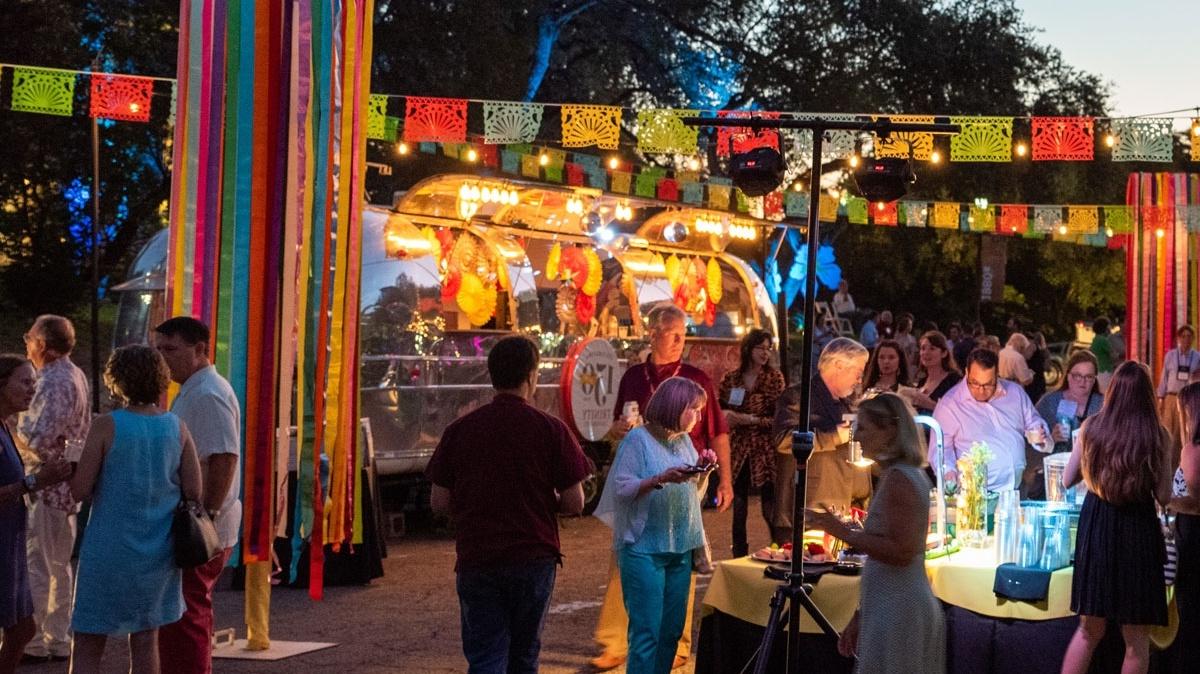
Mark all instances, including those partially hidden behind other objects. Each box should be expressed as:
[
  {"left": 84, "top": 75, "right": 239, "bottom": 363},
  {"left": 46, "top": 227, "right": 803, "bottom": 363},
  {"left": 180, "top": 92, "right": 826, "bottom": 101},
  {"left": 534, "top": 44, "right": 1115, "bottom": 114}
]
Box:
[
  {"left": 429, "top": 296, "right": 1192, "bottom": 674},
  {"left": 0, "top": 315, "right": 241, "bottom": 674}
]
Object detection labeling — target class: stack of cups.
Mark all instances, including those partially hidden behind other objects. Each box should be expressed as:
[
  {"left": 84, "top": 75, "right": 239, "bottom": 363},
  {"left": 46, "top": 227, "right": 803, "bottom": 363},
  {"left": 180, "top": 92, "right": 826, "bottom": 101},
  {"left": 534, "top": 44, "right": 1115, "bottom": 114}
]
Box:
[
  {"left": 1019, "top": 505, "right": 1044, "bottom": 567},
  {"left": 993, "top": 489, "right": 1021, "bottom": 565}
]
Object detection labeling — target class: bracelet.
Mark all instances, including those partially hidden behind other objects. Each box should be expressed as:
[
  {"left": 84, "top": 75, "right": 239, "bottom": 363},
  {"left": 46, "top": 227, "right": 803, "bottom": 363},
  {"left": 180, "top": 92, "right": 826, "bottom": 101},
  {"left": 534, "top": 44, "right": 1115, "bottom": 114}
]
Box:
[{"left": 651, "top": 476, "right": 664, "bottom": 490}]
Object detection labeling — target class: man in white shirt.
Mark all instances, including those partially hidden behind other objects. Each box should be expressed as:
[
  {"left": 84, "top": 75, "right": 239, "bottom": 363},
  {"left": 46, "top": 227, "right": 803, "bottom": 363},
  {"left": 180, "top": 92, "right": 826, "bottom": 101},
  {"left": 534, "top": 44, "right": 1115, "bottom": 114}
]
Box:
[
  {"left": 932, "top": 348, "right": 1051, "bottom": 493},
  {"left": 153, "top": 317, "right": 241, "bottom": 674},
  {"left": 832, "top": 279, "right": 856, "bottom": 317},
  {"left": 998, "top": 333, "right": 1035, "bottom": 387}
]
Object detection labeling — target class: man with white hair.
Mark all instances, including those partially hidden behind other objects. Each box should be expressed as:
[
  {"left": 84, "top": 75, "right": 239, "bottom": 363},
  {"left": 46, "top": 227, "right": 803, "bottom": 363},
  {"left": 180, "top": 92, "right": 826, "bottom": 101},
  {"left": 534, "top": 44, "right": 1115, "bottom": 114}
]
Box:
[
  {"left": 772, "top": 337, "right": 872, "bottom": 541},
  {"left": 998, "top": 332, "right": 1034, "bottom": 387}
]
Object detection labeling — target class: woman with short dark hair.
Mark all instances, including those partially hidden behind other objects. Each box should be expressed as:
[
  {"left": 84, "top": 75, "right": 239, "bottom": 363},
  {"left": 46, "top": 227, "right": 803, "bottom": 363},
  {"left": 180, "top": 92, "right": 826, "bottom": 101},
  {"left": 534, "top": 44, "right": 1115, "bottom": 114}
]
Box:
[
  {"left": 594, "top": 377, "right": 711, "bottom": 674},
  {"left": 0, "top": 355, "right": 70, "bottom": 673},
  {"left": 69, "top": 346, "right": 203, "bottom": 674}
]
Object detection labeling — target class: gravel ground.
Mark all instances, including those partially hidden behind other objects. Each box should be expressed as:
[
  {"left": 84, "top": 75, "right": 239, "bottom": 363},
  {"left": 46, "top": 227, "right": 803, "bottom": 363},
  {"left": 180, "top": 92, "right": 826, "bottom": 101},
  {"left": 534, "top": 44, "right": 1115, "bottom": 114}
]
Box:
[{"left": 27, "top": 498, "right": 771, "bottom": 673}]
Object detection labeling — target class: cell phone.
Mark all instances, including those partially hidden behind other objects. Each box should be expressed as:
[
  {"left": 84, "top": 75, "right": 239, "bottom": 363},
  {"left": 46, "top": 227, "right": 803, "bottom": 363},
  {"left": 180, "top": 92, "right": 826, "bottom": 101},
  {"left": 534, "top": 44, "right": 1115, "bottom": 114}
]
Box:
[{"left": 684, "top": 463, "right": 718, "bottom": 474}]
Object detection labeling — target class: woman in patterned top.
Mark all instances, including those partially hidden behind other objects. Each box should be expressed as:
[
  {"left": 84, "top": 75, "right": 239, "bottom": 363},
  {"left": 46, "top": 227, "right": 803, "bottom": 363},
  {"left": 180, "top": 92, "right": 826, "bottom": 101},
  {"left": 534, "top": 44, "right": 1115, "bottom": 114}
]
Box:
[{"left": 719, "top": 329, "right": 785, "bottom": 555}]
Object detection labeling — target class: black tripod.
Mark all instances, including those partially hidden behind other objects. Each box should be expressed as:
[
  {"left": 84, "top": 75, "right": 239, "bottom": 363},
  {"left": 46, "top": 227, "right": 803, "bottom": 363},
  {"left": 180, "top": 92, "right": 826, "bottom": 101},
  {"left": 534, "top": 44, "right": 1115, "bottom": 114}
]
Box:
[{"left": 748, "top": 431, "right": 840, "bottom": 674}]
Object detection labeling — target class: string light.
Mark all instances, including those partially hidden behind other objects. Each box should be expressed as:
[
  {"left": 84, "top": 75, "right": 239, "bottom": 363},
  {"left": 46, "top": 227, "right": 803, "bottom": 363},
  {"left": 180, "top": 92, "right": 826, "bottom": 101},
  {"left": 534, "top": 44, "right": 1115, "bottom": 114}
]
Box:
[
  {"left": 566, "top": 197, "right": 585, "bottom": 215},
  {"left": 792, "top": 182, "right": 804, "bottom": 192},
  {"left": 538, "top": 152, "right": 550, "bottom": 166},
  {"left": 930, "top": 150, "right": 942, "bottom": 164},
  {"left": 396, "top": 141, "right": 410, "bottom": 155},
  {"left": 875, "top": 201, "right": 886, "bottom": 212},
  {"left": 1156, "top": 228, "right": 1165, "bottom": 239},
  {"left": 687, "top": 157, "right": 701, "bottom": 171},
  {"left": 614, "top": 203, "right": 633, "bottom": 221},
  {"left": 128, "top": 102, "right": 141, "bottom": 114},
  {"left": 1104, "top": 132, "right": 1116, "bottom": 148},
  {"left": 1014, "top": 142, "right": 1028, "bottom": 158},
  {"left": 465, "top": 147, "right": 479, "bottom": 162},
  {"left": 608, "top": 156, "right": 621, "bottom": 170},
  {"left": 1192, "top": 118, "right": 1200, "bottom": 137},
  {"left": 1105, "top": 227, "right": 1114, "bottom": 237},
  {"left": 1058, "top": 224, "right": 1068, "bottom": 236},
  {"left": 849, "top": 155, "right": 861, "bottom": 168}
]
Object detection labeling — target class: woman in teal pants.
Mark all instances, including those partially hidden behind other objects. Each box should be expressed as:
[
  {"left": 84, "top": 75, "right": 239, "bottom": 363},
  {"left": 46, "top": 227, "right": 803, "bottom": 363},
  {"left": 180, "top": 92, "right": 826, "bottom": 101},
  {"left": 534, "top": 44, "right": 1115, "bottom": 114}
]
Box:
[{"left": 595, "top": 377, "right": 711, "bottom": 674}]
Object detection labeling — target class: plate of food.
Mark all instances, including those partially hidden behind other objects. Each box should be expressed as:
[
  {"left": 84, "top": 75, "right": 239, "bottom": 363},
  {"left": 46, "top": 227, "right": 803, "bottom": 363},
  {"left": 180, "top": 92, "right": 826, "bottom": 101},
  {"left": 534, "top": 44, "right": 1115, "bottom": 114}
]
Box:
[{"left": 749, "top": 543, "right": 829, "bottom": 564}]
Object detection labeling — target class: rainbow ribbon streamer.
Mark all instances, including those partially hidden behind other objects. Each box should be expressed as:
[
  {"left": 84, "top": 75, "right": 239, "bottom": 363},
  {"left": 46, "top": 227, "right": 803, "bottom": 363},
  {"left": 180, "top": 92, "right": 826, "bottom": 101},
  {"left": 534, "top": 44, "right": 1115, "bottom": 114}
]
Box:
[{"left": 167, "top": 0, "right": 373, "bottom": 627}]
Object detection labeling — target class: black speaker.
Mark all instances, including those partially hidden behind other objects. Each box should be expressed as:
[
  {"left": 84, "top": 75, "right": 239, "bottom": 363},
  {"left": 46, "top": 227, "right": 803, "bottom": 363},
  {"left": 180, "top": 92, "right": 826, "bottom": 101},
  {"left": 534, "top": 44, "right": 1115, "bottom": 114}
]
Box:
[
  {"left": 853, "top": 158, "right": 914, "bottom": 203},
  {"left": 729, "top": 146, "right": 786, "bottom": 197}
]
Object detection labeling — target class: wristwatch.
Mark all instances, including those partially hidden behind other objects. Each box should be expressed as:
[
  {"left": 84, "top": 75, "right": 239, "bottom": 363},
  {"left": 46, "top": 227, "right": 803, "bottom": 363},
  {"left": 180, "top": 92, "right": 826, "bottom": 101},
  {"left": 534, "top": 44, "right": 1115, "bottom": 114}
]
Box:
[
  {"left": 206, "top": 508, "right": 221, "bottom": 521},
  {"left": 22, "top": 473, "right": 37, "bottom": 493}
]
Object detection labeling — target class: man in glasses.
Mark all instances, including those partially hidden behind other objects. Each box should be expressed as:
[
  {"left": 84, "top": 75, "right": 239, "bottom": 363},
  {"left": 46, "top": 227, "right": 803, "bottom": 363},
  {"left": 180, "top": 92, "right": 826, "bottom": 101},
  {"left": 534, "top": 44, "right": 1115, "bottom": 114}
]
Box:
[{"left": 931, "top": 348, "right": 1051, "bottom": 494}]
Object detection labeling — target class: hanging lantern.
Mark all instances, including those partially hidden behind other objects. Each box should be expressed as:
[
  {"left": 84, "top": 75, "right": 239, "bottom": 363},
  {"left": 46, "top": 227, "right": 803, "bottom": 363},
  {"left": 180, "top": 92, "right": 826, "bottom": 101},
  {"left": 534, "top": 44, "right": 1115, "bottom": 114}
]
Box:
[
  {"left": 546, "top": 242, "right": 561, "bottom": 281},
  {"left": 706, "top": 257, "right": 723, "bottom": 304},
  {"left": 582, "top": 249, "right": 603, "bottom": 296},
  {"left": 665, "top": 254, "right": 682, "bottom": 292}
]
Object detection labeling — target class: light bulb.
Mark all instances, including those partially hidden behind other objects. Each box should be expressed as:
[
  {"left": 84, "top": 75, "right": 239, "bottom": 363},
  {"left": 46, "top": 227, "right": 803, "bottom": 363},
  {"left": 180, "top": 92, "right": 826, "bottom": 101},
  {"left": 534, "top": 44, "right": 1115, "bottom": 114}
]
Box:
[
  {"left": 687, "top": 157, "right": 701, "bottom": 171},
  {"left": 1192, "top": 118, "right": 1200, "bottom": 137},
  {"left": 875, "top": 201, "right": 885, "bottom": 212},
  {"left": 1104, "top": 133, "right": 1115, "bottom": 148},
  {"left": 1014, "top": 142, "right": 1027, "bottom": 157},
  {"left": 792, "top": 182, "right": 804, "bottom": 192},
  {"left": 1156, "top": 228, "right": 1165, "bottom": 239},
  {"left": 930, "top": 150, "right": 942, "bottom": 164},
  {"left": 466, "top": 148, "right": 479, "bottom": 162},
  {"left": 397, "top": 142, "right": 410, "bottom": 155},
  {"left": 849, "top": 155, "right": 861, "bottom": 168},
  {"left": 129, "top": 102, "right": 141, "bottom": 114},
  {"left": 1105, "top": 227, "right": 1114, "bottom": 237},
  {"left": 608, "top": 156, "right": 620, "bottom": 170},
  {"left": 539, "top": 153, "right": 550, "bottom": 166},
  {"left": 1058, "top": 225, "right": 1067, "bottom": 235}
]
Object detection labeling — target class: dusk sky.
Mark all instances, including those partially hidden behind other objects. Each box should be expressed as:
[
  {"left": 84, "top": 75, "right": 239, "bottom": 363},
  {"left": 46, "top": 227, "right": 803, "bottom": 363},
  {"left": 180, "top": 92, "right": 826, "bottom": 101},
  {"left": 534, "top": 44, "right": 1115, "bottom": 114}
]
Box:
[{"left": 1015, "top": 0, "right": 1198, "bottom": 126}]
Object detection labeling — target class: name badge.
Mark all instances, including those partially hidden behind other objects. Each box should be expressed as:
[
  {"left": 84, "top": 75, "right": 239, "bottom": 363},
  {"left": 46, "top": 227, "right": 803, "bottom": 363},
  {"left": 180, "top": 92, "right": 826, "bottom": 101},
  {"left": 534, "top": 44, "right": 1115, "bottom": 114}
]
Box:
[
  {"left": 1178, "top": 366, "right": 1190, "bottom": 382},
  {"left": 728, "top": 387, "right": 746, "bottom": 406}
]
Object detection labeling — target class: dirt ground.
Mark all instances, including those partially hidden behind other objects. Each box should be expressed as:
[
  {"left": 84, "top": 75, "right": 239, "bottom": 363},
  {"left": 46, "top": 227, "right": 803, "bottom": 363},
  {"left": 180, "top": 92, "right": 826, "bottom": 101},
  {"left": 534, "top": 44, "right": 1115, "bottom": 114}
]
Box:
[{"left": 29, "top": 498, "right": 772, "bottom": 673}]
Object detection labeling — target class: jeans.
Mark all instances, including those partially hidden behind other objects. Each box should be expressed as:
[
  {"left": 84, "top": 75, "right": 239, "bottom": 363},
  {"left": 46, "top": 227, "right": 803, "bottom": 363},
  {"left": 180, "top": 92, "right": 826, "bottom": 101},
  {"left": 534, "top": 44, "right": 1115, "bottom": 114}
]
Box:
[
  {"left": 618, "top": 548, "right": 692, "bottom": 674},
  {"left": 731, "top": 461, "right": 776, "bottom": 556},
  {"left": 456, "top": 559, "right": 557, "bottom": 674}
]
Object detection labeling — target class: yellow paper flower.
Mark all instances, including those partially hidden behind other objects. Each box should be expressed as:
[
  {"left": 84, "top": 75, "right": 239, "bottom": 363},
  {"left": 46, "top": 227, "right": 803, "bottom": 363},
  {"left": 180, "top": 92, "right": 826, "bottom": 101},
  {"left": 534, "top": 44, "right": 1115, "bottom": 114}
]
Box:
[
  {"left": 706, "top": 257, "right": 723, "bottom": 304},
  {"left": 546, "top": 242, "right": 561, "bottom": 281},
  {"left": 665, "top": 254, "right": 681, "bottom": 292},
  {"left": 496, "top": 261, "right": 510, "bottom": 292},
  {"left": 456, "top": 273, "right": 497, "bottom": 326},
  {"left": 422, "top": 226, "right": 441, "bottom": 264},
  {"left": 582, "top": 249, "right": 603, "bottom": 296}
]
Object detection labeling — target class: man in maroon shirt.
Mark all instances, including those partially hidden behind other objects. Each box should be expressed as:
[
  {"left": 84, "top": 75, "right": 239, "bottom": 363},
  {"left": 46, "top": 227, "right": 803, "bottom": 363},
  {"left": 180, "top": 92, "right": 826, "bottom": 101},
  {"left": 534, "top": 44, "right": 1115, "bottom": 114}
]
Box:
[
  {"left": 591, "top": 303, "right": 732, "bottom": 671},
  {"left": 427, "top": 335, "right": 589, "bottom": 674}
]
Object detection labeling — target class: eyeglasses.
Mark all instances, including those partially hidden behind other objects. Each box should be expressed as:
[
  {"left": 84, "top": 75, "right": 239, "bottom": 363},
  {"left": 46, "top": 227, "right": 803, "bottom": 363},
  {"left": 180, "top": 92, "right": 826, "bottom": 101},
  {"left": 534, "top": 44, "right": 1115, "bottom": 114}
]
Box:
[
  {"left": 753, "top": 344, "right": 774, "bottom": 352},
  {"left": 1068, "top": 372, "right": 1097, "bottom": 383},
  {"left": 966, "top": 379, "right": 997, "bottom": 391}
]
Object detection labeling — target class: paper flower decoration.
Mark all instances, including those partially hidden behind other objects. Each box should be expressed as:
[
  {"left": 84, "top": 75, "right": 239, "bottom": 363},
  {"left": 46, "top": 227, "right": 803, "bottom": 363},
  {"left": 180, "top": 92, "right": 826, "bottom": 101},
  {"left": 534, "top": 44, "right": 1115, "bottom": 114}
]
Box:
[
  {"left": 576, "top": 291, "right": 596, "bottom": 326},
  {"left": 496, "top": 262, "right": 510, "bottom": 292},
  {"left": 441, "top": 270, "right": 461, "bottom": 302},
  {"left": 706, "top": 258, "right": 723, "bottom": 304},
  {"left": 456, "top": 273, "right": 497, "bottom": 326},
  {"left": 546, "top": 242, "right": 561, "bottom": 281},
  {"left": 559, "top": 246, "right": 588, "bottom": 286},
  {"left": 422, "top": 227, "right": 442, "bottom": 265},
  {"left": 582, "top": 249, "right": 603, "bottom": 296},
  {"left": 665, "top": 254, "right": 682, "bottom": 292}
]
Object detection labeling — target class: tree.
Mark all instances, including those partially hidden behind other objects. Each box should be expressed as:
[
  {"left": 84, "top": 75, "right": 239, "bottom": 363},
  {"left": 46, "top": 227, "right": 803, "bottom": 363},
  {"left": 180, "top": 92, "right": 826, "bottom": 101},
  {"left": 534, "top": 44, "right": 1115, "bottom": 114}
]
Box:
[{"left": 0, "top": 0, "right": 178, "bottom": 318}]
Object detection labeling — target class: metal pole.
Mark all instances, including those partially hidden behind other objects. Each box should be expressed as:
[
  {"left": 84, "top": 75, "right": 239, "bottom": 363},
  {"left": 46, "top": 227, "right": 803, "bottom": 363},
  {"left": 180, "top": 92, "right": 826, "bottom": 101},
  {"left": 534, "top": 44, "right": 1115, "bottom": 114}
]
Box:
[
  {"left": 786, "top": 124, "right": 826, "bottom": 674},
  {"left": 90, "top": 117, "right": 101, "bottom": 413}
]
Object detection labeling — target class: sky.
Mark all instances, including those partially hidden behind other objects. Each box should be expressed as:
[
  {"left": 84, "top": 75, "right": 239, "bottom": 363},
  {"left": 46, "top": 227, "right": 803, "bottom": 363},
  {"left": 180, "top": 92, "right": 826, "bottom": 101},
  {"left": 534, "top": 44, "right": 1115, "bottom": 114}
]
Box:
[{"left": 1015, "top": 0, "right": 1199, "bottom": 127}]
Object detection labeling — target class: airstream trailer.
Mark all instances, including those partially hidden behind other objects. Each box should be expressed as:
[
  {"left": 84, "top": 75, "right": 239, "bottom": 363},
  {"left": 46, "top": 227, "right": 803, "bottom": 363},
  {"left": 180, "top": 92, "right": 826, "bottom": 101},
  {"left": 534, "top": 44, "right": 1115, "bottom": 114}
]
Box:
[{"left": 111, "top": 175, "right": 779, "bottom": 502}]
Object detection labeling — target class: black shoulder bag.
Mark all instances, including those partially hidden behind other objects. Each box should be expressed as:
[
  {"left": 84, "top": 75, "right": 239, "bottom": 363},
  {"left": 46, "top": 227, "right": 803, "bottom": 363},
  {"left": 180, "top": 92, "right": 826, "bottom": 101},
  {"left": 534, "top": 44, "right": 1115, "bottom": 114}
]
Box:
[{"left": 172, "top": 500, "right": 222, "bottom": 568}]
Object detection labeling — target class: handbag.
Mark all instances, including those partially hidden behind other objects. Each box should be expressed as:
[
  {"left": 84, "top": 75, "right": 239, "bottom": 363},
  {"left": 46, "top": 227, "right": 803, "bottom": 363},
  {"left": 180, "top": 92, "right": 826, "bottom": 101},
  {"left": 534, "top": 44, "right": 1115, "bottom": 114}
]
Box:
[{"left": 172, "top": 500, "right": 222, "bottom": 568}]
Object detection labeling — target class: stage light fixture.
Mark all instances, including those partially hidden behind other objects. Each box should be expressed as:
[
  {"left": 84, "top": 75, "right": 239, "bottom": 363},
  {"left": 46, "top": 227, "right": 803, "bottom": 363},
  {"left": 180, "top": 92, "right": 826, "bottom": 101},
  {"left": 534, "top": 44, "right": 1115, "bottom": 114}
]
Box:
[
  {"left": 853, "top": 158, "right": 915, "bottom": 203},
  {"left": 728, "top": 146, "right": 786, "bottom": 197}
]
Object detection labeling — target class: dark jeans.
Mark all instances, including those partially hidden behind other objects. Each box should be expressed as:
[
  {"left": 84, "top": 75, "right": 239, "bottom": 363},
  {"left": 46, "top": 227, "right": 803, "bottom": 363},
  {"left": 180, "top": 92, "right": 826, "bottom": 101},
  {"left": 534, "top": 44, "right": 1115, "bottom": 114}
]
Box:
[
  {"left": 1173, "top": 513, "right": 1200, "bottom": 674},
  {"left": 731, "top": 460, "right": 776, "bottom": 556},
  {"left": 456, "top": 559, "right": 557, "bottom": 674}
]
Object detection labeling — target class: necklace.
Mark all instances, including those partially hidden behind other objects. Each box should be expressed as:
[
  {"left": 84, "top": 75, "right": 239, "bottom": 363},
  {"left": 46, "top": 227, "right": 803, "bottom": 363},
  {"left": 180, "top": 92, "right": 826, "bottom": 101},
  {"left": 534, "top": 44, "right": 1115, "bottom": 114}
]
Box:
[{"left": 643, "top": 357, "right": 683, "bottom": 395}]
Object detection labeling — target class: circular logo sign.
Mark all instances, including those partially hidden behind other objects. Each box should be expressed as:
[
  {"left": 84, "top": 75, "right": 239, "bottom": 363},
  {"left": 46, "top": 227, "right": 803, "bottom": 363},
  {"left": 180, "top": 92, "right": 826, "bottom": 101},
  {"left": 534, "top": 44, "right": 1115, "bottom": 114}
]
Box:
[{"left": 560, "top": 338, "right": 622, "bottom": 441}]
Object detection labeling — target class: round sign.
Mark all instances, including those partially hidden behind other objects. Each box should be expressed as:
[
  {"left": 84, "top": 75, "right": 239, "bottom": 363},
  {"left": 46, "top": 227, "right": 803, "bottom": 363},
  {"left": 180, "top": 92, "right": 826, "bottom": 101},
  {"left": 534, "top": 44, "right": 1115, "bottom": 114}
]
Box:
[{"left": 560, "top": 338, "right": 622, "bottom": 441}]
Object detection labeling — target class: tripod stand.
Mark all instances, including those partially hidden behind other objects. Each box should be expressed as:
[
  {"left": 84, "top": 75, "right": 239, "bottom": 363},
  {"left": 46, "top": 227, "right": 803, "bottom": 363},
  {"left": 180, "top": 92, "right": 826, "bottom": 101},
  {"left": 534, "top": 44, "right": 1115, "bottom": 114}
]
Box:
[{"left": 749, "top": 431, "right": 841, "bottom": 674}]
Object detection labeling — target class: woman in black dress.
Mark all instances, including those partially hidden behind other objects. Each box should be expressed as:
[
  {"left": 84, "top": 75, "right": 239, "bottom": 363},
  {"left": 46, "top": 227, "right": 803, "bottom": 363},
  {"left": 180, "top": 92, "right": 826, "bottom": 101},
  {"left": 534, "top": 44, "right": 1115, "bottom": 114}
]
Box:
[
  {"left": 1063, "top": 361, "right": 1172, "bottom": 674},
  {"left": 905, "top": 331, "right": 961, "bottom": 415}
]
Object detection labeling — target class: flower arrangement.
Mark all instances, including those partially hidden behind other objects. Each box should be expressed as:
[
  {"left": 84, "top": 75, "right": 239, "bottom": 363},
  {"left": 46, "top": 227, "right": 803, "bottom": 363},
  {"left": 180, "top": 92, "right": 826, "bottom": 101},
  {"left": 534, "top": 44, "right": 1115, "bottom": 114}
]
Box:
[{"left": 955, "top": 441, "right": 993, "bottom": 547}]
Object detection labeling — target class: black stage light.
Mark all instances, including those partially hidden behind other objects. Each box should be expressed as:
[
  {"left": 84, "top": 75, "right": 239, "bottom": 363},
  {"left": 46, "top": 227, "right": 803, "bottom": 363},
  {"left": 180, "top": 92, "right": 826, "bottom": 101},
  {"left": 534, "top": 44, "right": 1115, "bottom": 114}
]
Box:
[
  {"left": 853, "top": 157, "right": 915, "bottom": 203},
  {"left": 729, "top": 146, "right": 786, "bottom": 197}
]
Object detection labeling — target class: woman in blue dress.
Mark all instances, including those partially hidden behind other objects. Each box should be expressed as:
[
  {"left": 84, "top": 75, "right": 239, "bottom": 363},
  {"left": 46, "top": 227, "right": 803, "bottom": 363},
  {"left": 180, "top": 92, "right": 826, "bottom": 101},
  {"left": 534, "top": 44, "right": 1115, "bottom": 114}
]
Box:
[
  {"left": 68, "top": 345, "right": 201, "bottom": 674},
  {"left": 0, "top": 354, "right": 70, "bottom": 674}
]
